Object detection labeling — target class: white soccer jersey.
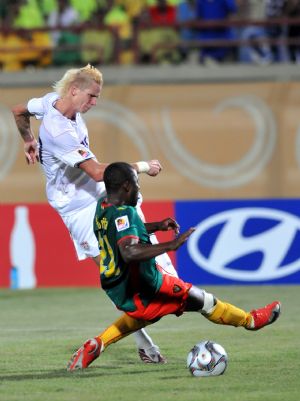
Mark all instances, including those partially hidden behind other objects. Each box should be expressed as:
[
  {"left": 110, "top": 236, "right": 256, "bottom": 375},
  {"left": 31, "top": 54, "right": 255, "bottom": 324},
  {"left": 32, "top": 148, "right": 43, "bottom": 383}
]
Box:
[{"left": 27, "top": 92, "right": 106, "bottom": 216}]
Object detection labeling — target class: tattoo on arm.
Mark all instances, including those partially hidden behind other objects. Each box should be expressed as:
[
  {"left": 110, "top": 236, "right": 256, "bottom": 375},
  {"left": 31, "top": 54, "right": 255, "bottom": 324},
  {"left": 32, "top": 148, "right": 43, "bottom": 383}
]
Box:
[{"left": 13, "top": 108, "right": 35, "bottom": 141}]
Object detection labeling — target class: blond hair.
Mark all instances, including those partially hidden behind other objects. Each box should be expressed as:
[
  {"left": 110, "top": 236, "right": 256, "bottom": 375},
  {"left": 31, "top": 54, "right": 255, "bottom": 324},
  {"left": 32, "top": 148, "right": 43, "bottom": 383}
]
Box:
[{"left": 52, "top": 64, "right": 103, "bottom": 97}]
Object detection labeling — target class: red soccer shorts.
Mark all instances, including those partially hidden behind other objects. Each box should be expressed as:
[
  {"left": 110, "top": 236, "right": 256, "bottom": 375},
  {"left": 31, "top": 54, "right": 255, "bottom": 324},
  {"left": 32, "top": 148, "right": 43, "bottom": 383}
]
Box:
[{"left": 126, "top": 273, "right": 192, "bottom": 322}]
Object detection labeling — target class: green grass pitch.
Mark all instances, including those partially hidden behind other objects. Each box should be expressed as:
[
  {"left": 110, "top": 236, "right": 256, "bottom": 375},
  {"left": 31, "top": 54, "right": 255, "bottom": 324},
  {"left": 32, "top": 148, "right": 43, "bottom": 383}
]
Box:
[{"left": 0, "top": 286, "right": 299, "bottom": 401}]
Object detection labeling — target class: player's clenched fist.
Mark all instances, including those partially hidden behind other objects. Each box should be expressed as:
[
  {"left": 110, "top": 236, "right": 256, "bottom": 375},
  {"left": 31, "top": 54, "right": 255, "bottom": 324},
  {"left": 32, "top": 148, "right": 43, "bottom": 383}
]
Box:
[{"left": 146, "top": 160, "right": 162, "bottom": 176}]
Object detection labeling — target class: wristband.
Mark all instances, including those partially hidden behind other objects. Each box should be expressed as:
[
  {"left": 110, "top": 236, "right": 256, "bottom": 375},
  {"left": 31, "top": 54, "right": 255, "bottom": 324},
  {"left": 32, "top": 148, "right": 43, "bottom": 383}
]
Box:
[{"left": 136, "top": 161, "right": 150, "bottom": 174}]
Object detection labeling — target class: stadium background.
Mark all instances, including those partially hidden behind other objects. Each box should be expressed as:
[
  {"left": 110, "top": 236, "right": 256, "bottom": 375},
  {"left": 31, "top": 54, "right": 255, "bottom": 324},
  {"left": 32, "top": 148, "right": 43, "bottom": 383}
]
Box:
[
  {"left": 0, "top": 5, "right": 299, "bottom": 401},
  {"left": 1, "top": 0, "right": 300, "bottom": 288},
  {"left": 2, "top": 66, "right": 300, "bottom": 287}
]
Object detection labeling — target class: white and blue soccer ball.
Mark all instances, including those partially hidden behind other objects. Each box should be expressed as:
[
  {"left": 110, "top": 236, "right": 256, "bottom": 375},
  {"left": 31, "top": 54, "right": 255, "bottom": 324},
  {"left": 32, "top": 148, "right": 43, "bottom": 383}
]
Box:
[{"left": 187, "top": 340, "right": 228, "bottom": 377}]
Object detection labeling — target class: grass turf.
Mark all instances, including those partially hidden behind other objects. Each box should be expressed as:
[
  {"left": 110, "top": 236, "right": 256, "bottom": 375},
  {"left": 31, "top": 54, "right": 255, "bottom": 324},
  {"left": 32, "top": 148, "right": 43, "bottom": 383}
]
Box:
[{"left": 0, "top": 286, "right": 298, "bottom": 401}]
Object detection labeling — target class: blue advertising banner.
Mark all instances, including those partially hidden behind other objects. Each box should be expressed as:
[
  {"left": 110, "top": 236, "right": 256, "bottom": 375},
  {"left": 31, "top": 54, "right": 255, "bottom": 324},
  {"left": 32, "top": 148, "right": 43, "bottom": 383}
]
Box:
[{"left": 175, "top": 199, "right": 300, "bottom": 285}]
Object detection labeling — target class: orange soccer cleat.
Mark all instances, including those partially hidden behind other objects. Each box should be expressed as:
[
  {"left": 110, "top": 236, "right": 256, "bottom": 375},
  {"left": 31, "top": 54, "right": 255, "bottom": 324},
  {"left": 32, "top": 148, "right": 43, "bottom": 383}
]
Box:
[
  {"left": 247, "top": 301, "right": 281, "bottom": 331},
  {"left": 67, "top": 338, "right": 102, "bottom": 371}
]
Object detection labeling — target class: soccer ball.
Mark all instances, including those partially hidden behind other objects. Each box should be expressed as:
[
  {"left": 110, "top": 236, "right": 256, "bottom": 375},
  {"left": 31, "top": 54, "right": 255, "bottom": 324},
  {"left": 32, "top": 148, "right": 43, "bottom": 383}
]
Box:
[{"left": 187, "top": 340, "right": 228, "bottom": 377}]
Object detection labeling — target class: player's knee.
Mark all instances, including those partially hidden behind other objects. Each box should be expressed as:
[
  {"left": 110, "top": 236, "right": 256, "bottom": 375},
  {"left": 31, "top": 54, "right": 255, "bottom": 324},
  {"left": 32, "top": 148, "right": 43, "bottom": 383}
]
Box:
[{"left": 186, "top": 286, "right": 216, "bottom": 312}]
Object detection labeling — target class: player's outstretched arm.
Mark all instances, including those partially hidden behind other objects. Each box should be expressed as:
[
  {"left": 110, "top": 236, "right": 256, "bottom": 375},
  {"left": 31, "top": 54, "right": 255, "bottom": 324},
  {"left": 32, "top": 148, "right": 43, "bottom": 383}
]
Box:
[
  {"left": 79, "top": 158, "right": 108, "bottom": 181},
  {"left": 79, "top": 159, "right": 162, "bottom": 182},
  {"left": 119, "top": 227, "right": 195, "bottom": 263},
  {"left": 12, "top": 104, "right": 39, "bottom": 164}
]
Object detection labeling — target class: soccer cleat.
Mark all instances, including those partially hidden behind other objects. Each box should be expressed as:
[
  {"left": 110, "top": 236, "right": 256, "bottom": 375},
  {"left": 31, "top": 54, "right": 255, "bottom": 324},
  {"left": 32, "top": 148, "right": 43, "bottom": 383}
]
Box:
[
  {"left": 138, "top": 345, "right": 167, "bottom": 364},
  {"left": 67, "top": 338, "right": 102, "bottom": 371},
  {"left": 246, "top": 301, "right": 281, "bottom": 331}
]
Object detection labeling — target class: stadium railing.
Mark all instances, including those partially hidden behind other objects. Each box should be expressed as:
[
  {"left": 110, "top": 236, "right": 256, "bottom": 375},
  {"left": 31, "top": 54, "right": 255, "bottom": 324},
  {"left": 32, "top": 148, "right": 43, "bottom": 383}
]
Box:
[{"left": 1, "top": 17, "right": 300, "bottom": 69}]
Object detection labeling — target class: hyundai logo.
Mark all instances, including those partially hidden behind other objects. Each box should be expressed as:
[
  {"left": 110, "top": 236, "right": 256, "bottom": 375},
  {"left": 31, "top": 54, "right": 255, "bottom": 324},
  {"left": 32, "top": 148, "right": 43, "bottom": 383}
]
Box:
[{"left": 187, "top": 207, "right": 300, "bottom": 281}]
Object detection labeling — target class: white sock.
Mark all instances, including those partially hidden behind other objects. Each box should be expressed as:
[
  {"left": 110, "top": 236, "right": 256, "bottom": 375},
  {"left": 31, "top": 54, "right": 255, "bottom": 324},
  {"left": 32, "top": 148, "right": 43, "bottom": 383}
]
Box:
[{"left": 133, "top": 329, "right": 155, "bottom": 350}]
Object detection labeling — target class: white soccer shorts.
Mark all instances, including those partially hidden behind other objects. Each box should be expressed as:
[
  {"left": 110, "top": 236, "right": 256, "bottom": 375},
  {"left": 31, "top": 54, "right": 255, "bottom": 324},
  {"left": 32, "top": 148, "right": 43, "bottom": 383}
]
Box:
[{"left": 61, "top": 202, "right": 99, "bottom": 261}]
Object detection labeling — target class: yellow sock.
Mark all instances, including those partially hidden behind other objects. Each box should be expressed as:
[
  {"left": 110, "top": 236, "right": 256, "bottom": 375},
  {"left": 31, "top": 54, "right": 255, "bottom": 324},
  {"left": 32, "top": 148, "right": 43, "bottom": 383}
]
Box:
[
  {"left": 205, "top": 299, "right": 252, "bottom": 328},
  {"left": 96, "top": 313, "right": 150, "bottom": 349}
]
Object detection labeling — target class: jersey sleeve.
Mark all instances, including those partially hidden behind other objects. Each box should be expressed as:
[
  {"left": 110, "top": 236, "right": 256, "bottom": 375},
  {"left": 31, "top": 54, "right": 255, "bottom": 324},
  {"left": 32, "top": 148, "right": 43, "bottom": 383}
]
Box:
[
  {"left": 27, "top": 92, "right": 59, "bottom": 120},
  {"left": 27, "top": 97, "right": 45, "bottom": 120},
  {"left": 114, "top": 207, "right": 140, "bottom": 244},
  {"left": 60, "top": 146, "right": 95, "bottom": 168}
]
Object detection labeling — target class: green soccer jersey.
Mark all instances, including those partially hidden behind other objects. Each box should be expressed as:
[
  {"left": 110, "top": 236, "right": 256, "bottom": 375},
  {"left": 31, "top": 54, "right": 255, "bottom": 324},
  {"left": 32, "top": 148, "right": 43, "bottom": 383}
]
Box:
[{"left": 93, "top": 199, "right": 163, "bottom": 312}]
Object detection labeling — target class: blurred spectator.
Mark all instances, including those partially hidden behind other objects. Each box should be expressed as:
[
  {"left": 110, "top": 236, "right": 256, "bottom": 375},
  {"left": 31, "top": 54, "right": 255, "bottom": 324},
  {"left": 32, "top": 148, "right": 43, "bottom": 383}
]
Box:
[
  {"left": 48, "top": 0, "right": 80, "bottom": 45},
  {"left": 137, "top": 0, "right": 180, "bottom": 63},
  {"left": 104, "top": 2, "right": 134, "bottom": 63},
  {"left": 81, "top": 2, "right": 116, "bottom": 64},
  {"left": 0, "top": 0, "right": 52, "bottom": 71},
  {"left": 14, "top": 0, "right": 45, "bottom": 28},
  {"left": 117, "top": 0, "right": 148, "bottom": 25},
  {"left": 285, "top": 0, "right": 300, "bottom": 63},
  {"left": 48, "top": 0, "right": 81, "bottom": 65},
  {"left": 148, "top": 0, "right": 176, "bottom": 24},
  {"left": 176, "top": 0, "right": 197, "bottom": 62},
  {"left": 0, "top": 0, "right": 10, "bottom": 25},
  {"left": 146, "top": 0, "right": 181, "bottom": 5},
  {"left": 195, "top": 0, "right": 238, "bottom": 63},
  {"left": 39, "top": 0, "right": 57, "bottom": 18},
  {"left": 177, "top": 0, "right": 197, "bottom": 40},
  {"left": 236, "top": 0, "right": 273, "bottom": 65},
  {"left": 265, "top": 0, "right": 290, "bottom": 62},
  {"left": 70, "top": 0, "right": 98, "bottom": 22},
  {"left": 168, "top": 0, "right": 181, "bottom": 4}
]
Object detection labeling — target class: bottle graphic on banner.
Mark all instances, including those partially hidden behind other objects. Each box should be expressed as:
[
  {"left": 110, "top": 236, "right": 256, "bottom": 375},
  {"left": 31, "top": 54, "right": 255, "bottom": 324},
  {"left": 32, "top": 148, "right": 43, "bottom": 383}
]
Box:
[
  {"left": 9, "top": 206, "right": 36, "bottom": 289},
  {"left": 10, "top": 266, "right": 19, "bottom": 289}
]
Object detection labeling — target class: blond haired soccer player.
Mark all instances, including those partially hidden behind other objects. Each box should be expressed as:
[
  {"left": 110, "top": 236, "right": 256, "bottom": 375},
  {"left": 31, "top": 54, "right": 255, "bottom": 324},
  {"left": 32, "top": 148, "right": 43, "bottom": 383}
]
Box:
[
  {"left": 67, "top": 162, "right": 281, "bottom": 371},
  {"left": 12, "top": 64, "right": 176, "bottom": 363}
]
